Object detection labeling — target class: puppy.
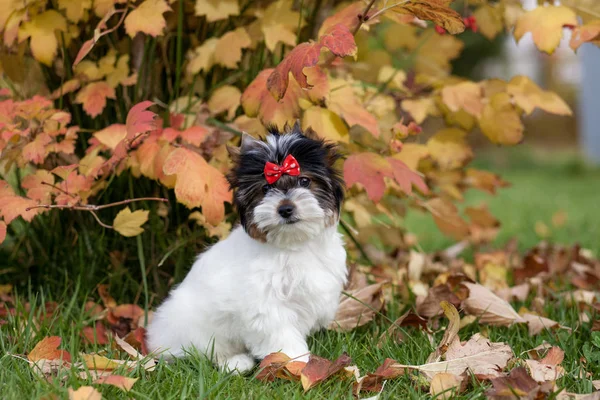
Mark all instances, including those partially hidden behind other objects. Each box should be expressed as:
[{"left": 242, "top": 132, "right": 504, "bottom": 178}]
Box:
[{"left": 147, "top": 124, "right": 347, "bottom": 373}]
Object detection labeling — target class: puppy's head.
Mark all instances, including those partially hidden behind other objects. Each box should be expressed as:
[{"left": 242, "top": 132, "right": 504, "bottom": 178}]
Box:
[{"left": 227, "top": 123, "right": 344, "bottom": 247}]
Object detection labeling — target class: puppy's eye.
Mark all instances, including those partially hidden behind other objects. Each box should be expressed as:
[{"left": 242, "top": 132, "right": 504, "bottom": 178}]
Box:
[
  {"left": 298, "top": 177, "right": 311, "bottom": 188},
  {"left": 262, "top": 184, "right": 271, "bottom": 194}
]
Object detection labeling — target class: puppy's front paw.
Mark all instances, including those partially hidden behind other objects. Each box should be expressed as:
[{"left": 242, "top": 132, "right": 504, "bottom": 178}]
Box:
[{"left": 220, "top": 354, "right": 256, "bottom": 375}]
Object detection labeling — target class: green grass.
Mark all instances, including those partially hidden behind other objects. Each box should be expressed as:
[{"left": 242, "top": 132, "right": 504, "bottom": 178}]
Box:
[{"left": 2, "top": 148, "right": 600, "bottom": 399}]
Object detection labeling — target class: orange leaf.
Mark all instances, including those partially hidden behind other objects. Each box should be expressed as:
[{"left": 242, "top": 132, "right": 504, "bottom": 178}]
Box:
[
  {"left": 124, "top": 0, "right": 171, "bottom": 38},
  {"left": 163, "top": 148, "right": 231, "bottom": 224},
  {"left": 425, "top": 198, "right": 470, "bottom": 240},
  {"left": 0, "top": 221, "right": 6, "bottom": 244},
  {"left": 328, "top": 78, "right": 380, "bottom": 137},
  {"left": 344, "top": 153, "right": 428, "bottom": 203},
  {"left": 318, "top": 2, "right": 378, "bottom": 37},
  {"left": 126, "top": 101, "right": 157, "bottom": 138},
  {"left": 300, "top": 353, "right": 352, "bottom": 391},
  {"left": 241, "top": 69, "right": 302, "bottom": 129},
  {"left": 267, "top": 42, "right": 323, "bottom": 100},
  {"left": 28, "top": 336, "right": 72, "bottom": 362},
  {"left": 94, "top": 375, "right": 138, "bottom": 391},
  {"left": 68, "top": 386, "right": 101, "bottom": 400},
  {"left": 22, "top": 133, "right": 52, "bottom": 164},
  {"left": 0, "top": 180, "right": 42, "bottom": 224},
  {"left": 570, "top": 20, "right": 600, "bottom": 50},
  {"left": 319, "top": 24, "right": 357, "bottom": 58},
  {"left": 75, "top": 82, "right": 116, "bottom": 118},
  {"left": 82, "top": 323, "right": 109, "bottom": 345},
  {"left": 256, "top": 352, "right": 306, "bottom": 381}
]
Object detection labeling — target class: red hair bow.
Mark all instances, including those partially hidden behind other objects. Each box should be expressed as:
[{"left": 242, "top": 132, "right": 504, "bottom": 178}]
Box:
[{"left": 264, "top": 154, "right": 300, "bottom": 184}]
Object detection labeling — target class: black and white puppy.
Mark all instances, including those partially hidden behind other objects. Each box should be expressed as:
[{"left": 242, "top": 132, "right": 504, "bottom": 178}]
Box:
[{"left": 147, "top": 124, "right": 347, "bottom": 373}]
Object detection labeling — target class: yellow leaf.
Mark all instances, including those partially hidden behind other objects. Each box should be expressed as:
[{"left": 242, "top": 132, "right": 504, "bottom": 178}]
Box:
[
  {"left": 415, "top": 34, "right": 463, "bottom": 78},
  {"left": 514, "top": 5, "right": 577, "bottom": 54},
  {"left": 74, "top": 60, "right": 103, "bottom": 81},
  {"left": 427, "top": 128, "right": 473, "bottom": 170},
  {"left": 214, "top": 27, "right": 251, "bottom": 69},
  {"left": 208, "top": 85, "right": 241, "bottom": 120},
  {"left": 302, "top": 106, "right": 349, "bottom": 143},
  {"left": 507, "top": 75, "right": 572, "bottom": 116},
  {"left": 377, "top": 66, "right": 407, "bottom": 91},
  {"left": 68, "top": 386, "right": 102, "bottom": 400},
  {"left": 430, "top": 373, "right": 463, "bottom": 399},
  {"left": 195, "top": 0, "right": 239, "bottom": 22},
  {"left": 94, "top": 0, "right": 128, "bottom": 17},
  {"left": 18, "top": 10, "right": 67, "bottom": 66},
  {"left": 106, "top": 55, "right": 131, "bottom": 88},
  {"left": 473, "top": 4, "right": 504, "bottom": 40},
  {"left": 113, "top": 207, "right": 149, "bottom": 237},
  {"left": 478, "top": 92, "right": 524, "bottom": 145},
  {"left": 59, "top": 0, "right": 92, "bottom": 23},
  {"left": 401, "top": 97, "right": 437, "bottom": 124},
  {"left": 124, "top": 0, "right": 171, "bottom": 38},
  {"left": 259, "top": 0, "right": 301, "bottom": 51},
  {"left": 392, "top": 143, "right": 430, "bottom": 171},
  {"left": 81, "top": 354, "right": 125, "bottom": 370},
  {"left": 186, "top": 38, "right": 218, "bottom": 76},
  {"left": 441, "top": 81, "right": 483, "bottom": 117},
  {"left": 562, "top": 0, "right": 600, "bottom": 24},
  {"left": 94, "top": 124, "right": 127, "bottom": 150}
]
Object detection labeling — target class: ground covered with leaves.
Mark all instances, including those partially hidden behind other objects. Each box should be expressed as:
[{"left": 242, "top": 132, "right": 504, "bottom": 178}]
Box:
[{"left": 2, "top": 151, "right": 600, "bottom": 400}]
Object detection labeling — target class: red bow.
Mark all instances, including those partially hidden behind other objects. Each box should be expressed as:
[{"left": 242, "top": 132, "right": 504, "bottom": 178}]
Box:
[{"left": 264, "top": 154, "right": 301, "bottom": 184}]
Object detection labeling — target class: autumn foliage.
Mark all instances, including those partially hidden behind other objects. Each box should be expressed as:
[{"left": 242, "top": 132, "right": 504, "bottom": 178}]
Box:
[{"left": 0, "top": 1, "right": 589, "bottom": 290}]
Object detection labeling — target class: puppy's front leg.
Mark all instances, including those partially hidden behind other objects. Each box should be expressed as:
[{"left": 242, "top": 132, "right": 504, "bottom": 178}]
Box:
[{"left": 247, "top": 327, "right": 310, "bottom": 363}]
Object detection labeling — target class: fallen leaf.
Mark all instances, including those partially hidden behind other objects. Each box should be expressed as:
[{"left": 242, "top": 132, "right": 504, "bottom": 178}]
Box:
[
  {"left": 256, "top": 352, "right": 306, "bottom": 381},
  {"left": 300, "top": 353, "right": 352, "bottom": 391},
  {"left": 68, "top": 386, "right": 102, "bottom": 400},
  {"left": 428, "top": 301, "right": 461, "bottom": 362},
  {"left": 430, "top": 372, "right": 463, "bottom": 399},
  {"left": 393, "top": 333, "right": 513, "bottom": 381},
  {"left": 486, "top": 367, "right": 551, "bottom": 399},
  {"left": 462, "top": 282, "right": 525, "bottom": 326},
  {"left": 328, "top": 281, "right": 384, "bottom": 332},
  {"left": 526, "top": 346, "right": 565, "bottom": 383},
  {"left": 82, "top": 323, "right": 109, "bottom": 345},
  {"left": 356, "top": 358, "right": 404, "bottom": 393},
  {"left": 112, "top": 207, "right": 149, "bottom": 237},
  {"left": 94, "top": 375, "right": 138, "bottom": 391},
  {"left": 28, "top": 336, "right": 72, "bottom": 362}
]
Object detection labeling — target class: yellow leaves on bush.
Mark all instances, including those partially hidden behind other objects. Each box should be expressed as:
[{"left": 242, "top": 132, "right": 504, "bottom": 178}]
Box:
[
  {"left": 507, "top": 76, "right": 572, "bottom": 116},
  {"left": 401, "top": 98, "right": 437, "bottom": 124},
  {"left": 393, "top": 0, "right": 465, "bottom": 35},
  {"left": 328, "top": 78, "right": 380, "bottom": 137},
  {"left": 427, "top": 128, "right": 473, "bottom": 170},
  {"left": 187, "top": 28, "right": 251, "bottom": 74},
  {"left": 478, "top": 92, "right": 524, "bottom": 145},
  {"left": 59, "top": 0, "right": 92, "bottom": 23},
  {"left": 441, "top": 81, "right": 483, "bottom": 117},
  {"left": 302, "top": 106, "right": 349, "bottom": 143},
  {"left": 75, "top": 81, "right": 116, "bottom": 117},
  {"left": 257, "top": 0, "right": 302, "bottom": 51},
  {"left": 213, "top": 28, "right": 251, "bottom": 69},
  {"left": 514, "top": 5, "right": 577, "bottom": 54},
  {"left": 163, "top": 148, "right": 231, "bottom": 225},
  {"left": 112, "top": 207, "right": 149, "bottom": 237},
  {"left": 208, "top": 85, "right": 241, "bottom": 120},
  {"left": 195, "top": 0, "right": 239, "bottom": 22},
  {"left": 473, "top": 4, "right": 504, "bottom": 40},
  {"left": 125, "top": 0, "right": 172, "bottom": 38},
  {"left": 18, "top": 10, "right": 67, "bottom": 66}
]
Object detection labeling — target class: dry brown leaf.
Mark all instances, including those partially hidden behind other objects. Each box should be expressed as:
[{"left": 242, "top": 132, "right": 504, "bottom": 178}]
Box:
[
  {"left": 300, "top": 353, "right": 352, "bottom": 391},
  {"left": 486, "top": 367, "right": 553, "bottom": 399},
  {"left": 521, "top": 313, "right": 570, "bottom": 336},
  {"left": 394, "top": 333, "right": 513, "bottom": 381},
  {"left": 328, "top": 282, "right": 385, "bottom": 332},
  {"left": 256, "top": 352, "right": 306, "bottom": 382},
  {"left": 430, "top": 372, "right": 464, "bottom": 399},
  {"left": 427, "top": 301, "right": 460, "bottom": 363},
  {"left": 462, "top": 282, "right": 526, "bottom": 326},
  {"left": 525, "top": 346, "right": 565, "bottom": 383}
]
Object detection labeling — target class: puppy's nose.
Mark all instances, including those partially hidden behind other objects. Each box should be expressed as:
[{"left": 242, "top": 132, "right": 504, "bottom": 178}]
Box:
[{"left": 278, "top": 204, "right": 295, "bottom": 219}]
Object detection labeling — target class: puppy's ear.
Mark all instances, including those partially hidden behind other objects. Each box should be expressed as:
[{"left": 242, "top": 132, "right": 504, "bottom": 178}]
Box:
[
  {"left": 227, "top": 144, "right": 241, "bottom": 164},
  {"left": 301, "top": 126, "right": 320, "bottom": 141},
  {"left": 240, "top": 132, "right": 263, "bottom": 153},
  {"left": 324, "top": 141, "right": 343, "bottom": 168}
]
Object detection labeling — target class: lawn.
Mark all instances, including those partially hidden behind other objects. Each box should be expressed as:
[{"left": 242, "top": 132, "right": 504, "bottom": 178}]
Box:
[{"left": 1, "top": 148, "right": 600, "bottom": 399}]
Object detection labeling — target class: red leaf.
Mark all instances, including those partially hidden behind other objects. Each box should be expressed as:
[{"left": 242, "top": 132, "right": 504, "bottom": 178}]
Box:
[
  {"left": 126, "top": 101, "right": 157, "bottom": 138},
  {"left": 73, "top": 38, "right": 95, "bottom": 67},
  {"left": 300, "top": 353, "right": 352, "bottom": 391},
  {"left": 387, "top": 158, "right": 429, "bottom": 196},
  {"left": 357, "top": 358, "right": 405, "bottom": 393},
  {"left": 267, "top": 42, "right": 323, "bottom": 100},
  {"left": 256, "top": 352, "right": 306, "bottom": 382},
  {"left": 82, "top": 323, "right": 109, "bottom": 345},
  {"left": 123, "top": 327, "right": 149, "bottom": 356},
  {"left": 319, "top": 24, "right": 357, "bottom": 58},
  {"left": 28, "top": 336, "right": 72, "bottom": 362},
  {"left": 343, "top": 153, "right": 392, "bottom": 203},
  {"left": 0, "top": 221, "right": 6, "bottom": 244}
]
